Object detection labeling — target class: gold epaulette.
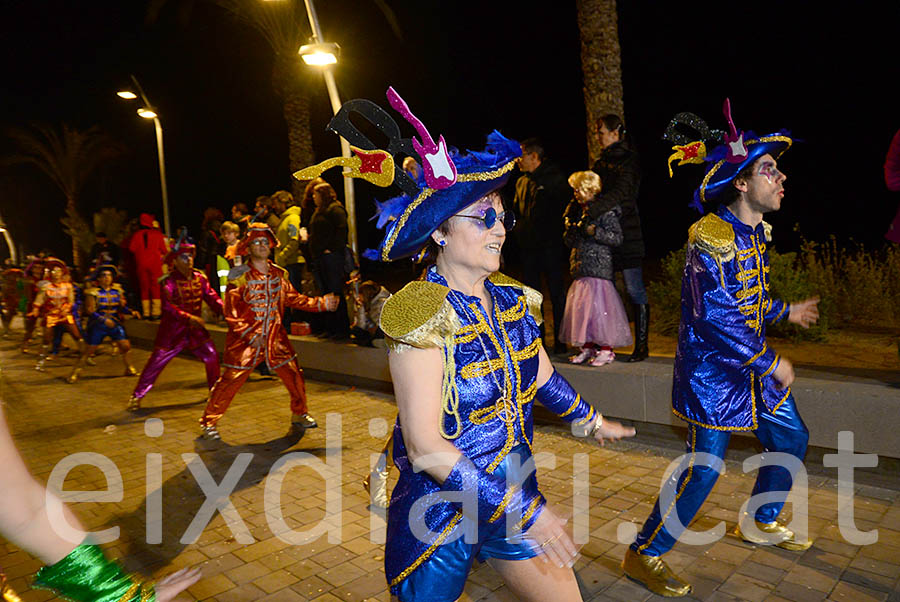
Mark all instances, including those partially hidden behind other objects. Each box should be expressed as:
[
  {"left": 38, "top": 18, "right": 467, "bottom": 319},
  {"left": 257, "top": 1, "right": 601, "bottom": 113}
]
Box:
[
  {"left": 380, "top": 280, "right": 460, "bottom": 351},
  {"left": 488, "top": 272, "right": 544, "bottom": 325},
  {"left": 112, "top": 283, "right": 125, "bottom": 294},
  {"left": 688, "top": 213, "right": 736, "bottom": 261},
  {"left": 84, "top": 287, "right": 100, "bottom": 298},
  {"left": 761, "top": 220, "right": 773, "bottom": 242}
]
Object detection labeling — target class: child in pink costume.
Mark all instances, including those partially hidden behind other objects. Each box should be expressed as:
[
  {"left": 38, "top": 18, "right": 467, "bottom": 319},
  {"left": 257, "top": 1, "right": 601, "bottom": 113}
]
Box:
[{"left": 559, "top": 171, "right": 632, "bottom": 365}]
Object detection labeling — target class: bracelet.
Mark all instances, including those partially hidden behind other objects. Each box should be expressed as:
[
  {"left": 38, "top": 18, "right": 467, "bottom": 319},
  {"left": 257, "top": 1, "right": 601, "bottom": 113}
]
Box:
[{"left": 589, "top": 413, "right": 604, "bottom": 437}]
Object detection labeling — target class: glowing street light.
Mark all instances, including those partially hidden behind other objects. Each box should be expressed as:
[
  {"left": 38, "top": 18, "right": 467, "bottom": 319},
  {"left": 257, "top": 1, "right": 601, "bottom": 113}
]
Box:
[
  {"left": 298, "top": 41, "right": 339, "bottom": 66},
  {"left": 116, "top": 75, "right": 171, "bottom": 237}
]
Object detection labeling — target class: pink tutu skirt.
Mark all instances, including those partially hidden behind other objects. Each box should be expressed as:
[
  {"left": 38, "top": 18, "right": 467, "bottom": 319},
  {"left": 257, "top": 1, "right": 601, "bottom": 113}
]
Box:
[{"left": 559, "top": 277, "right": 633, "bottom": 348}]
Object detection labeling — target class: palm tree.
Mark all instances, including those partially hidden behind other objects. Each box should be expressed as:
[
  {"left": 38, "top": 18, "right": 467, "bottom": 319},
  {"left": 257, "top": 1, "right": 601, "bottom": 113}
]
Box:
[
  {"left": 576, "top": 0, "right": 625, "bottom": 164},
  {"left": 7, "top": 123, "right": 121, "bottom": 269}
]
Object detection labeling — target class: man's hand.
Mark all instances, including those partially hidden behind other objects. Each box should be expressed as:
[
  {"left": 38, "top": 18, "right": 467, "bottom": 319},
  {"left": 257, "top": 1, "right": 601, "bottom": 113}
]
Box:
[
  {"left": 787, "top": 297, "right": 819, "bottom": 329},
  {"left": 321, "top": 293, "right": 340, "bottom": 312},
  {"left": 188, "top": 314, "right": 205, "bottom": 328},
  {"left": 585, "top": 224, "right": 596, "bottom": 236},
  {"left": 104, "top": 318, "right": 115, "bottom": 328},
  {"left": 772, "top": 356, "right": 795, "bottom": 390}
]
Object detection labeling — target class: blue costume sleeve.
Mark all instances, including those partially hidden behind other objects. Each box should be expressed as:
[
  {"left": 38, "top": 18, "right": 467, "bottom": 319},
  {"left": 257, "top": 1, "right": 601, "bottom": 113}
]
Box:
[
  {"left": 535, "top": 369, "right": 599, "bottom": 427},
  {"left": 441, "top": 455, "right": 545, "bottom": 532},
  {"left": 763, "top": 298, "right": 789, "bottom": 324},
  {"left": 689, "top": 249, "right": 780, "bottom": 378}
]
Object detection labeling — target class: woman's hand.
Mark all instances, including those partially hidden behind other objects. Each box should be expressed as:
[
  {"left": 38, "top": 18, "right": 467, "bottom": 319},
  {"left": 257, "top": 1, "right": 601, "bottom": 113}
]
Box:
[
  {"left": 524, "top": 505, "right": 578, "bottom": 568},
  {"left": 788, "top": 297, "right": 819, "bottom": 329},
  {"left": 593, "top": 418, "right": 636, "bottom": 446},
  {"left": 154, "top": 567, "right": 202, "bottom": 602}
]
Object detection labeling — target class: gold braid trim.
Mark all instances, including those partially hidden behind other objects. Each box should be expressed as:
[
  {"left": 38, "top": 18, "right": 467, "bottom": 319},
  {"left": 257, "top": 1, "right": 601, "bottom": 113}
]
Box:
[
  {"left": 488, "top": 272, "right": 544, "bottom": 325},
  {"left": 389, "top": 511, "right": 463, "bottom": 587},
  {"left": 116, "top": 580, "right": 141, "bottom": 602},
  {"left": 637, "top": 425, "right": 697, "bottom": 553},
  {"left": 558, "top": 394, "right": 583, "bottom": 419},
  {"left": 762, "top": 221, "right": 773, "bottom": 242},
  {"left": 516, "top": 497, "right": 543, "bottom": 531},
  {"left": 772, "top": 386, "right": 791, "bottom": 412},
  {"left": 743, "top": 342, "right": 768, "bottom": 367},
  {"left": 382, "top": 159, "right": 519, "bottom": 260},
  {"left": 379, "top": 281, "right": 460, "bottom": 349},
  {"left": 488, "top": 487, "right": 519, "bottom": 523},
  {"left": 440, "top": 335, "right": 461, "bottom": 439},
  {"left": 688, "top": 214, "right": 735, "bottom": 262}
]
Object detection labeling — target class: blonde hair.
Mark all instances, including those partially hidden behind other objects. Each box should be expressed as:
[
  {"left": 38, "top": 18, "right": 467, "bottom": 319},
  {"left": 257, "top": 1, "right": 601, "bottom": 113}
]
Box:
[
  {"left": 220, "top": 221, "right": 240, "bottom": 235},
  {"left": 568, "top": 171, "right": 602, "bottom": 198}
]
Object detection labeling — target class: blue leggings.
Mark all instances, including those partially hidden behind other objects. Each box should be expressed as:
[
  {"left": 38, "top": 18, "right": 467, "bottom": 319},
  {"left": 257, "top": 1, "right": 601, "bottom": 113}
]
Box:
[{"left": 632, "top": 394, "right": 808, "bottom": 557}]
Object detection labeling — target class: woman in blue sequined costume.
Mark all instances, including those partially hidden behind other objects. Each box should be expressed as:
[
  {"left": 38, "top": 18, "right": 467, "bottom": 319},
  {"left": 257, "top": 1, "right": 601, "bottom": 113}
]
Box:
[{"left": 354, "top": 126, "right": 636, "bottom": 600}]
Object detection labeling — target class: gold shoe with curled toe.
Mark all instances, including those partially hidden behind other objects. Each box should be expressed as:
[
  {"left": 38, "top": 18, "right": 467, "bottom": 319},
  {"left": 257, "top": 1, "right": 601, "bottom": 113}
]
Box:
[
  {"left": 734, "top": 519, "right": 812, "bottom": 551},
  {"left": 124, "top": 365, "right": 138, "bottom": 376},
  {"left": 127, "top": 395, "right": 141, "bottom": 412},
  {"left": 622, "top": 548, "right": 692, "bottom": 598},
  {"left": 66, "top": 368, "right": 82, "bottom": 384}
]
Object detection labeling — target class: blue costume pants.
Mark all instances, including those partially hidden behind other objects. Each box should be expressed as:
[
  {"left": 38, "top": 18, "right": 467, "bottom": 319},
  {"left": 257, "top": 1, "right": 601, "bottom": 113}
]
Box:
[
  {"left": 632, "top": 394, "right": 808, "bottom": 557},
  {"left": 393, "top": 443, "right": 539, "bottom": 602}
]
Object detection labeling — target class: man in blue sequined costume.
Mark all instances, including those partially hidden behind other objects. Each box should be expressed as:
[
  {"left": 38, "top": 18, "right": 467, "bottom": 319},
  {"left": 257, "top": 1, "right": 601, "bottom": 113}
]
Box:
[{"left": 623, "top": 102, "right": 820, "bottom": 597}]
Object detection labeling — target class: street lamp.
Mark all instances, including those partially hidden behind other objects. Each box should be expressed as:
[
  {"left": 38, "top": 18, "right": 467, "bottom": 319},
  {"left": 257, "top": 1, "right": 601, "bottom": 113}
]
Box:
[
  {"left": 116, "top": 75, "right": 171, "bottom": 237},
  {"left": 298, "top": 0, "right": 358, "bottom": 261}
]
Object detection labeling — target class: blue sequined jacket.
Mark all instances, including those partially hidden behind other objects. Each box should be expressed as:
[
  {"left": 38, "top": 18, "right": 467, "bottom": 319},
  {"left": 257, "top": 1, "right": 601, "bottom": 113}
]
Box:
[
  {"left": 379, "top": 267, "right": 597, "bottom": 589},
  {"left": 673, "top": 207, "right": 791, "bottom": 431}
]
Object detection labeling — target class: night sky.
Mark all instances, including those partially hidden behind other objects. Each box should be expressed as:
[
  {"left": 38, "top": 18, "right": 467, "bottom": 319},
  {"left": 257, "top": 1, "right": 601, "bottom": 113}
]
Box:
[{"left": 2, "top": 1, "right": 899, "bottom": 267}]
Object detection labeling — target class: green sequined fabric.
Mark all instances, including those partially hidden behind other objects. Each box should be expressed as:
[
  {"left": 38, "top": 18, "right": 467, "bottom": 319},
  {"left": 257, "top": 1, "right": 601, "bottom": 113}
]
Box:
[{"left": 33, "top": 544, "right": 153, "bottom": 602}]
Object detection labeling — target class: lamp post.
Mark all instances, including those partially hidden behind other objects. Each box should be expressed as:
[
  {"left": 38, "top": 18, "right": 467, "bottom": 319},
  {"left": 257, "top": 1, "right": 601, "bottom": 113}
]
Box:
[
  {"left": 0, "top": 211, "right": 16, "bottom": 265},
  {"left": 117, "top": 75, "right": 171, "bottom": 237},
  {"left": 298, "top": 0, "right": 358, "bottom": 261}
]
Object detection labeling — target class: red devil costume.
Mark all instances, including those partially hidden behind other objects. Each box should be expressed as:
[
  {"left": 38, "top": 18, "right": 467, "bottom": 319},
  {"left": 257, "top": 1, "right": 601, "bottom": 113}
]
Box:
[
  {"left": 199, "top": 223, "right": 336, "bottom": 439},
  {"left": 127, "top": 213, "right": 169, "bottom": 319}
]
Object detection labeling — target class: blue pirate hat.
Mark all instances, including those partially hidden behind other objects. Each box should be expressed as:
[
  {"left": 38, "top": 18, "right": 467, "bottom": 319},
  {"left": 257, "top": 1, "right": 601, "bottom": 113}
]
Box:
[
  {"left": 664, "top": 99, "right": 792, "bottom": 212},
  {"left": 366, "top": 131, "right": 521, "bottom": 261}
]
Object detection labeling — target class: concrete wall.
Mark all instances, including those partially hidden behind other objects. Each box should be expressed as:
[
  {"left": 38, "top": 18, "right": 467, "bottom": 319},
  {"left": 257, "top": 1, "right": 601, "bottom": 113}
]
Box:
[{"left": 126, "top": 321, "right": 900, "bottom": 458}]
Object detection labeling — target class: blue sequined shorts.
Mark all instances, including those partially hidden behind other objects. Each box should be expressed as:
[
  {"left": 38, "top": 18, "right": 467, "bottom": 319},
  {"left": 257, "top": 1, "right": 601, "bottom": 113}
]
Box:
[
  {"left": 86, "top": 323, "right": 127, "bottom": 346},
  {"left": 393, "top": 443, "right": 541, "bottom": 602}
]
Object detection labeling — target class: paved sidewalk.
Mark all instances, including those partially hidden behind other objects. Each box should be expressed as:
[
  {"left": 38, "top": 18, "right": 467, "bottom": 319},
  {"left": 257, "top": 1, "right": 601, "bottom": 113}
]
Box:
[{"left": 1, "top": 336, "right": 899, "bottom": 601}]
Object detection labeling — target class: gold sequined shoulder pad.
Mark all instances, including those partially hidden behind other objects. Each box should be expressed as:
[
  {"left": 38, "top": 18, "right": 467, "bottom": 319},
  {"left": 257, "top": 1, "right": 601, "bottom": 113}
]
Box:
[
  {"left": 380, "top": 280, "right": 460, "bottom": 349},
  {"left": 488, "top": 272, "right": 544, "bottom": 326},
  {"left": 688, "top": 214, "right": 736, "bottom": 262},
  {"left": 761, "top": 220, "right": 773, "bottom": 242},
  {"left": 84, "top": 287, "right": 100, "bottom": 297}
]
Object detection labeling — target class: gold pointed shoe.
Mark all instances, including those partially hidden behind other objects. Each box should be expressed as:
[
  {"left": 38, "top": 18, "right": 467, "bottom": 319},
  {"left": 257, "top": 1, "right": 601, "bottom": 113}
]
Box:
[
  {"left": 734, "top": 520, "right": 812, "bottom": 551},
  {"left": 291, "top": 413, "right": 318, "bottom": 429},
  {"left": 66, "top": 368, "right": 82, "bottom": 384},
  {"left": 85, "top": 356, "right": 97, "bottom": 366},
  {"left": 127, "top": 395, "right": 141, "bottom": 412},
  {"left": 124, "top": 365, "right": 139, "bottom": 376},
  {"left": 622, "top": 548, "right": 692, "bottom": 598}
]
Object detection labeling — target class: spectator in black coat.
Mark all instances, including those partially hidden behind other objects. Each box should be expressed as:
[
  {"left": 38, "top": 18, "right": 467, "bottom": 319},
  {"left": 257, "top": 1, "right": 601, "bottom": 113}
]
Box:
[
  {"left": 511, "top": 138, "right": 569, "bottom": 354},
  {"left": 588, "top": 114, "right": 650, "bottom": 362},
  {"left": 308, "top": 182, "right": 350, "bottom": 338}
]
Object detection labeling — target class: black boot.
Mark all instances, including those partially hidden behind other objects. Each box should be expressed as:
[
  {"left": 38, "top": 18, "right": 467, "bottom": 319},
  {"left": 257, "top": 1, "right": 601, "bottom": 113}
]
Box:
[{"left": 627, "top": 304, "right": 649, "bottom": 362}]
